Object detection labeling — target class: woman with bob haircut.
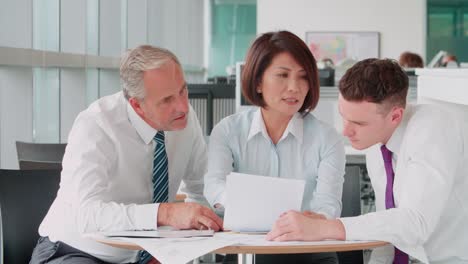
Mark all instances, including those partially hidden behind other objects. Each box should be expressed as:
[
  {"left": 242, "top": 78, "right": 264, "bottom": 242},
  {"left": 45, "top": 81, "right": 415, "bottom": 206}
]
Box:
[{"left": 204, "top": 31, "right": 345, "bottom": 263}]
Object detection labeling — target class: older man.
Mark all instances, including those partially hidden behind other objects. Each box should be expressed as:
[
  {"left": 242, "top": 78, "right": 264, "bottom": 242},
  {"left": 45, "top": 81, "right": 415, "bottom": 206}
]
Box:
[{"left": 30, "top": 45, "right": 222, "bottom": 264}]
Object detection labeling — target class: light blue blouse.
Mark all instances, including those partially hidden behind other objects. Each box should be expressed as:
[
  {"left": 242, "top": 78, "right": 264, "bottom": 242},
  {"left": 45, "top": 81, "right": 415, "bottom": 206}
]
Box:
[{"left": 204, "top": 108, "right": 346, "bottom": 219}]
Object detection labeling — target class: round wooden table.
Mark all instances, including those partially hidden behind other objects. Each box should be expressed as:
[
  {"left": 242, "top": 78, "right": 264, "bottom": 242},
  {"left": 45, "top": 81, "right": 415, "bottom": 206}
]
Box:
[
  {"left": 213, "top": 240, "right": 387, "bottom": 254},
  {"left": 93, "top": 235, "right": 387, "bottom": 264}
]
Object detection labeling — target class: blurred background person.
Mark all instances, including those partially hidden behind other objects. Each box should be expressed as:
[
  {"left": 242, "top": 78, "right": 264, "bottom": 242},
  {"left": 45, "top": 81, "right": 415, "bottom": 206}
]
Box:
[
  {"left": 441, "top": 54, "right": 459, "bottom": 68},
  {"left": 398, "top": 51, "right": 424, "bottom": 68}
]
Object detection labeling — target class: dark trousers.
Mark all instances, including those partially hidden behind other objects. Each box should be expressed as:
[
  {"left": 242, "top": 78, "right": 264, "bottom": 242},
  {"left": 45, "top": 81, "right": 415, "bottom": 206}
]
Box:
[
  {"left": 30, "top": 237, "right": 115, "bottom": 264},
  {"left": 223, "top": 252, "right": 339, "bottom": 264}
]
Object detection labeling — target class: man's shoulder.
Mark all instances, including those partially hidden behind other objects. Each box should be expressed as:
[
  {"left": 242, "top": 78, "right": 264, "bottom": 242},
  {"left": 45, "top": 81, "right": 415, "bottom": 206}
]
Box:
[
  {"left": 410, "top": 103, "right": 449, "bottom": 119},
  {"left": 406, "top": 104, "right": 455, "bottom": 131},
  {"left": 79, "top": 92, "right": 126, "bottom": 121},
  {"left": 86, "top": 92, "right": 125, "bottom": 115},
  {"left": 70, "top": 92, "right": 127, "bottom": 137}
]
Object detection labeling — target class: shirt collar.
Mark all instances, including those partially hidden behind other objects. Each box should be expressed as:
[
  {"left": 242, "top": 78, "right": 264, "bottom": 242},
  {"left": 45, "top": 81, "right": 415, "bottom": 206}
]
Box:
[
  {"left": 247, "top": 108, "right": 304, "bottom": 144},
  {"left": 126, "top": 101, "right": 158, "bottom": 145},
  {"left": 385, "top": 105, "right": 412, "bottom": 155}
]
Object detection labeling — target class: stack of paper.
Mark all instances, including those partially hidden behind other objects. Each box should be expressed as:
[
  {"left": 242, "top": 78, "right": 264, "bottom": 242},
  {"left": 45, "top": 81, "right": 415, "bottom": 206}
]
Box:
[{"left": 223, "top": 172, "right": 306, "bottom": 232}]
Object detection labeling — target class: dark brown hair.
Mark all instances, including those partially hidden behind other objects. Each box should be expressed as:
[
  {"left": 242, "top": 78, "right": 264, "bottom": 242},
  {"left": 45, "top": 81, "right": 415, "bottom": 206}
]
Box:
[
  {"left": 339, "top": 58, "right": 409, "bottom": 110},
  {"left": 398, "top": 51, "right": 424, "bottom": 68},
  {"left": 242, "top": 31, "right": 320, "bottom": 113}
]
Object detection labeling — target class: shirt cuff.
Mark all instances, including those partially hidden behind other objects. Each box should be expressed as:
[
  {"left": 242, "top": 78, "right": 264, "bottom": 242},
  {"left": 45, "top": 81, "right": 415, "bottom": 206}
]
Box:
[
  {"left": 338, "top": 216, "right": 361, "bottom": 240},
  {"left": 134, "top": 203, "right": 159, "bottom": 230},
  {"left": 216, "top": 192, "right": 227, "bottom": 206}
]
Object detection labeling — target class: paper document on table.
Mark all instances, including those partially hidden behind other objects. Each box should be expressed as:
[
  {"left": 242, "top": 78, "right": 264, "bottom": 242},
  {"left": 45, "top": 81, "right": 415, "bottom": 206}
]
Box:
[
  {"left": 118, "top": 235, "right": 236, "bottom": 264},
  {"left": 224, "top": 172, "right": 305, "bottom": 232},
  {"left": 101, "top": 229, "right": 214, "bottom": 238},
  {"left": 216, "top": 232, "right": 383, "bottom": 246},
  {"left": 86, "top": 231, "right": 387, "bottom": 264}
]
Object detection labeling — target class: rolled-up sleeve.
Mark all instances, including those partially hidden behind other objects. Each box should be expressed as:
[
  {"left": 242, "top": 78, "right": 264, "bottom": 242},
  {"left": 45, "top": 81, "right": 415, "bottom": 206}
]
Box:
[
  {"left": 203, "top": 120, "right": 234, "bottom": 207},
  {"left": 309, "top": 134, "right": 346, "bottom": 219}
]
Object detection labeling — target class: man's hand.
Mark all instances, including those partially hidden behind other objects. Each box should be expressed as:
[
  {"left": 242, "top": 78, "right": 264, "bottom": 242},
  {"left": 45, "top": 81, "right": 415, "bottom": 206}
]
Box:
[
  {"left": 266, "top": 210, "right": 346, "bottom": 242},
  {"left": 157, "top": 202, "right": 223, "bottom": 231}
]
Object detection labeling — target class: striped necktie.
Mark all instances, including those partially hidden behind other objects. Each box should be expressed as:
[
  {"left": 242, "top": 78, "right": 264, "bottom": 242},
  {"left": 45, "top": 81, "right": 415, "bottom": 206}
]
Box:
[
  {"left": 152, "top": 131, "right": 169, "bottom": 203},
  {"left": 381, "top": 145, "right": 409, "bottom": 264},
  {"left": 139, "top": 131, "right": 169, "bottom": 264}
]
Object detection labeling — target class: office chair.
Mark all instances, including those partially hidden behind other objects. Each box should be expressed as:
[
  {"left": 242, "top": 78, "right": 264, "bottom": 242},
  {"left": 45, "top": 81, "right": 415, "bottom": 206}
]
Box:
[
  {"left": 188, "top": 87, "right": 213, "bottom": 135},
  {"left": 0, "top": 169, "right": 61, "bottom": 264},
  {"left": 18, "top": 160, "right": 62, "bottom": 171},
  {"left": 188, "top": 84, "right": 235, "bottom": 135},
  {"left": 337, "top": 164, "right": 365, "bottom": 264},
  {"left": 15, "top": 141, "right": 67, "bottom": 170}
]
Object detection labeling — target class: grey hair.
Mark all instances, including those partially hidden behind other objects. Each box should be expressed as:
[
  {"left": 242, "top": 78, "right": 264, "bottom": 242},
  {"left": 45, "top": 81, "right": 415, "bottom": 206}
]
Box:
[{"left": 120, "top": 45, "right": 181, "bottom": 101}]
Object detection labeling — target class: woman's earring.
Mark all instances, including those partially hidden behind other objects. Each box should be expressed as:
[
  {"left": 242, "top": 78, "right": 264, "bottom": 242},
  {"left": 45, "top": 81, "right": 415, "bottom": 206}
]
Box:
[{"left": 257, "top": 89, "right": 262, "bottom": 93}]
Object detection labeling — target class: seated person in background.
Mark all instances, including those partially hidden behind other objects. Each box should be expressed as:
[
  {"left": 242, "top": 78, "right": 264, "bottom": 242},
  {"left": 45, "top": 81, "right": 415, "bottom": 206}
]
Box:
[
  {"left": 30, "top": 45, "right": 222, "bottom": 264},
  {"left": 320, "top": 57, "right": 335, "bottom": 68},
  {"left": 267, "top": 58, "right": 468, "bottom": 264},
  {"left": 204, "top": 30, "right": 346, "bottom": 264},
  {"left": 442, "top": 54, "right": 459, "bottom": 67},
  {"left": 398, "top": 51, "right": 424, "bottom": 68}
]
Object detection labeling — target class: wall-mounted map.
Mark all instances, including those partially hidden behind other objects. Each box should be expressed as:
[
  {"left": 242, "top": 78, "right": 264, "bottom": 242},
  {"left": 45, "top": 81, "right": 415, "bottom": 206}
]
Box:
[{"left": 305, "top": 32, "right": 380, "bottom": 64}]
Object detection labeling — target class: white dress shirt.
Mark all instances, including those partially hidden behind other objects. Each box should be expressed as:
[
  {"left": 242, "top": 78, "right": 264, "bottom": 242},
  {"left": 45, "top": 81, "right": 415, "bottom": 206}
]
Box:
[
  {"left": 340, "top": 105, "right": 468, "bottom": 264},
  {"left": 204, "top": 108, "right": 345, "bottom": 219},
  {"left": 39, "top": 92, "right": 208, "bottom": 263}
]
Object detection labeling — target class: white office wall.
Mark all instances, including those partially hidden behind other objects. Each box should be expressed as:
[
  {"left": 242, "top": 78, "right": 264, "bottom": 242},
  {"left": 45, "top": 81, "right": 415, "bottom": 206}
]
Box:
[
  {"left": 99, "top": 69, "right": 121, "bottom": 97},
  {"left": 61, "top": 69, "right": 87, "bottom": 142},
  {"left": 147, "top": 0, "right": 205, "bottom": 68},
  {"left": 100, "top": 0, "right": 123, "bottom": 57},
  {"left": 98, "top": 0, "right": 123, "bottom": 101},
  {"left": 60, "top": 1, "right": 87, "bottom": 142},
  {"left": 61, "top": 0, "right": 86, "bottom": 54},
  {"left": 127, "top": 0, "right": 148, "bottom": 49},
  {"left": 0, "top": 67, "right": 34, "bottom": 169},
  {"left": 257, "top": 0, "right": 426, "bottom": 60},
  {"left": 0, "top": 0, "right": 32, "bottom": 49},
  {"left": 0, "top": 0, "right": 34, "bottom": 169},
  {"left": 0, "top": 1, "right": 206, "bottom": 168}
]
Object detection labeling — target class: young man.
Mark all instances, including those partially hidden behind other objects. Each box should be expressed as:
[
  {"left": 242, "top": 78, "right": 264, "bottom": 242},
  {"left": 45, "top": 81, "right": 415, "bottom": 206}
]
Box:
[
  {"left": 267, "top": 59, "right": 468, "bottom": 263},
  {"left": 30, "top": 45, "right": 222, "bottom": 264}
]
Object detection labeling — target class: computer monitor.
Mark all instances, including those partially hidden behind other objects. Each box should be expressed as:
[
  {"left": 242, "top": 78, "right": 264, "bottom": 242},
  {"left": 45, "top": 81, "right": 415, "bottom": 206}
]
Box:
[
  {"left": 427, "top": 50, "right": 447, "bottom": 68},
  {"left": 235, "top": 61, "right": 255, "bottom": 112}
]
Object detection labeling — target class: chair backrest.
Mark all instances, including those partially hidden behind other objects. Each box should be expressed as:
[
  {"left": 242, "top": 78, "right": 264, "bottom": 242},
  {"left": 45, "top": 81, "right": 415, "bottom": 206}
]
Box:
[
  {"left": 16, "top": 141, "right": 67, "bottom": 170},
  {"left": 188, "top": 84, "right": 235, "bottom": 135},
  {"left": 0, "top": 169, "right": 61, "bottom": 264},
  {"left": 18, "top": 160, "right": 62, "bottom": 171},
  {"left": 189, "top": 86, "right": 213, "bottom": 135},
  {"left": 338, "top": 164, "right": 364, "bottom": 264},
  {"left": 341, "top": 165, "right": 363, "bottom": 217}
]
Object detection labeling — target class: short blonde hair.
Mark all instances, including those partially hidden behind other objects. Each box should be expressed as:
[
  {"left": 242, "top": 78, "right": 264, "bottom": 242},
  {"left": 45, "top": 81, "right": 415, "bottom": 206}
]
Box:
[{"left": 120, "top": 45, "right": 181, "bottom": 100}]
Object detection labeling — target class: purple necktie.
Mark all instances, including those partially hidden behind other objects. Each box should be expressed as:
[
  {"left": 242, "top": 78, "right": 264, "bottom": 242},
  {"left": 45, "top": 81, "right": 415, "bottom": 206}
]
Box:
[{"left": 381, "top": 145, "right": 409, "bottom": 264}]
